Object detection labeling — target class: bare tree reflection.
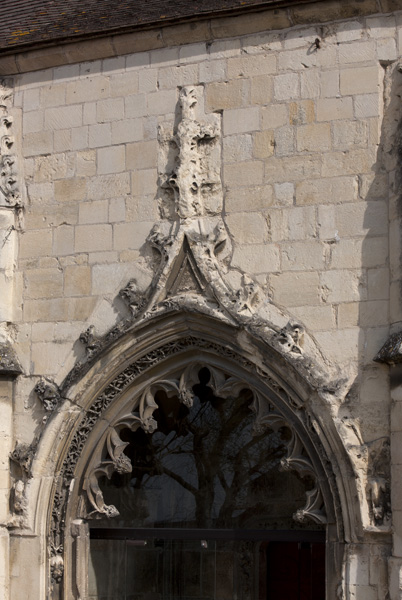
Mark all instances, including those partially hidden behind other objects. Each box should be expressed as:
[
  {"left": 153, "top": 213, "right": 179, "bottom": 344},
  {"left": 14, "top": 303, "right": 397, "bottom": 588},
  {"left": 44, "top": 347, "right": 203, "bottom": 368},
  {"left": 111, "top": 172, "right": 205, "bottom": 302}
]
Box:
[{"left": 100, "top": 368, "right": 308, "bottom": 530}]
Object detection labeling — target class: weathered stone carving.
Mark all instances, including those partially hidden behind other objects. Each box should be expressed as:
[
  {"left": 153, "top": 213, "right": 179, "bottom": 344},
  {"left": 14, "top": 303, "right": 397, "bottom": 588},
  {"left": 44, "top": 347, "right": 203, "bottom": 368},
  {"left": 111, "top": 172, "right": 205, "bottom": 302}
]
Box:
[
  {"left": 276, "top": 322, "right": 305, "bottom": 355},
  {"left": 10, "top": 439, "right": 38, "bottom": 478},
  {"left": 11, "top": 479, "right": 26, "bottom": 514},
  {"left": 366, "top": 437, "right": 391, "bottom": 526},
  {"left": 158, "top": 86, "right": 222, "bottom": 219},
  {"left": 119, "top": 278, "right": 147, "bottom": 315},
  {"left": 0, "top": 341, "right": 22, "bottom": 375},
  {"left": 148, "top": 222, "right": 175, "bottom": 257},
  {"left": 234, "top": 275, "right": 261, "bottom": 313},
  {"left": 7, "top": 478, "right": 28, "bottom": 527},
  {"left": 34, "top": 379, "right": 61, "bottom": 412},
  {"left": 0, "top": 80, "right": 20, "bottom": 207},
  {"left": 50, "top": 549, "right": 64, "bottom": 584},
  {"left": 79, "top": 325, "right": 102, "bottom": 359},
  {"left": 9, "top": 439, "right": 38, "bottom": 526},
  {"left": 374, "top": 331, "right": 402, "bottom": 365}
]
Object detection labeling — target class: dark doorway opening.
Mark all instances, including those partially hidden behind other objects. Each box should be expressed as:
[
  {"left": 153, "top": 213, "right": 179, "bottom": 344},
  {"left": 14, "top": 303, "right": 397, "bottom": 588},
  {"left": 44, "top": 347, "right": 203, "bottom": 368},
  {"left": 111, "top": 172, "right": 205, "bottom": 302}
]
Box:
[{"left": 89, "top": 529, "right": 325, "bottom": 600}]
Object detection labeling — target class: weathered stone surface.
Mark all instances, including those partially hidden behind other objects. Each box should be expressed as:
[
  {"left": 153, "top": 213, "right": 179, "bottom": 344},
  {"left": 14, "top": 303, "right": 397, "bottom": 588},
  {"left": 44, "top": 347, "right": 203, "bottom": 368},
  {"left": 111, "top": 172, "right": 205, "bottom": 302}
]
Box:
[
  {"left": 2, "top": 7, "right": 401, "bottom": 600},
  {"left": 0, "top": 342, "right": 22, "bottom": 376}
]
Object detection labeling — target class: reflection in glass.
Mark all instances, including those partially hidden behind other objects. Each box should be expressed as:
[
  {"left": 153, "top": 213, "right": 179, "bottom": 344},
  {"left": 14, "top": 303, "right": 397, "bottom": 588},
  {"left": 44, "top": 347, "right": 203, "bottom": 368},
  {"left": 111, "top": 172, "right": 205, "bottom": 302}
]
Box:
[
  {"left": 93, "top": 368, "right": 311, "bottom": 530},
  {"left": 88, "top": 368, "right": 325, "bottom": 599}
]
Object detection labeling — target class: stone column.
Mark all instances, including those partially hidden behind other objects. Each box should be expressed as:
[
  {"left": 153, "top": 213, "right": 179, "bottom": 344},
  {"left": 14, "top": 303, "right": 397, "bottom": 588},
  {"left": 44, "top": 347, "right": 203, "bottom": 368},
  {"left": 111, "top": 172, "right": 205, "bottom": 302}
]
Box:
[
  {"left": 0, "top": 77, "right": 22, "bottom": 600},
  {"left": 0, "top": 209, "right": 21, "bottom": 600}
]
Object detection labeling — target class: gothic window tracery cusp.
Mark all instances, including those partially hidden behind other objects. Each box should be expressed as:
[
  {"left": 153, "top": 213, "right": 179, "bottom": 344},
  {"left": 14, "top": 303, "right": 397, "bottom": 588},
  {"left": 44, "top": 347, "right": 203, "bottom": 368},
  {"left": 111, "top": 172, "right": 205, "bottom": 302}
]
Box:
[
  {"left": 81, "top": 363, "right": 326, "bottom": 528},
  {"left": 48, "top": 337, "right": 332, "bottom": 591}
]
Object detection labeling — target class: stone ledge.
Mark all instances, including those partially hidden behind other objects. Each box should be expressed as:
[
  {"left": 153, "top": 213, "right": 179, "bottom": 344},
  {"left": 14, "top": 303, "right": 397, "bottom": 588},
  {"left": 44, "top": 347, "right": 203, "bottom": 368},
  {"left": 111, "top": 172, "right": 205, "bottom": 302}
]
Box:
[
  {"left": 0, "top": 342, "right": 22, "bottom": 376},
  {"left": 0, "top": 0, "right": 394, "bottom": 76}
]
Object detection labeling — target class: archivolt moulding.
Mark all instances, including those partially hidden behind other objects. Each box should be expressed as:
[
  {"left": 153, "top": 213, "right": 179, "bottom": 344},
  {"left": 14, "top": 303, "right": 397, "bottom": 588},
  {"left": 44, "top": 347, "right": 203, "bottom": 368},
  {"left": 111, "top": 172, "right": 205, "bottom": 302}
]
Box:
[
  {"left": 79, "top": 362, "right": 327, "bottom": 527},
  {"left": 24, "top": 84, "right": 375, "bottom": 597},
  {"left": 44, "top": 320, "right": 348, "bottom": 598}
]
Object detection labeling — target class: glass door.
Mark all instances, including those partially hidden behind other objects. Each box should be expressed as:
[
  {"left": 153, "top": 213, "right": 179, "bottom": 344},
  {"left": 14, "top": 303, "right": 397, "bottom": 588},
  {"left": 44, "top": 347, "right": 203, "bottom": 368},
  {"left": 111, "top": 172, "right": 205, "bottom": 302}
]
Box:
[{"left": 88, "top": 531, "right": 325, "bottom": 600}]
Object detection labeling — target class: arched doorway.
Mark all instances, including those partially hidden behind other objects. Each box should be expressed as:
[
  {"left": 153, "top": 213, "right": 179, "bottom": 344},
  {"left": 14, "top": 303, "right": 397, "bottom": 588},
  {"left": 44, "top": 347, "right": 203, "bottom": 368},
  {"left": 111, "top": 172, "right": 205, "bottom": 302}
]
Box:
[
  {"left": 88, "top": 365, "right": 326, "bottom": 600},
  {"left": 45, "top": 314, "right": 349, "bottom": 600}
]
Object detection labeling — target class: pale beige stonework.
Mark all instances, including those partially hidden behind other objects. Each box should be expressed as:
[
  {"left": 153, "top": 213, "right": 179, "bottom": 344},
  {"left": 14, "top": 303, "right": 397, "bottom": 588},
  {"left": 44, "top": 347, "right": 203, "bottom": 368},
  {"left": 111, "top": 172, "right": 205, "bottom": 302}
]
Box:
[{"left": 1, "top": 3, "right": 402, "bottom": 600}]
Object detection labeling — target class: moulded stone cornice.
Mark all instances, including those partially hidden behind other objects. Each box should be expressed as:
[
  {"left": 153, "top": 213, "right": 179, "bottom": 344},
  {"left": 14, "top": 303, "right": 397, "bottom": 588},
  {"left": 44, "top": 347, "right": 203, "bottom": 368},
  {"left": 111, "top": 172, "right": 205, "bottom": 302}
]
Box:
[{"left": 0, "top": 0, "right": 392, "bottom": 76}]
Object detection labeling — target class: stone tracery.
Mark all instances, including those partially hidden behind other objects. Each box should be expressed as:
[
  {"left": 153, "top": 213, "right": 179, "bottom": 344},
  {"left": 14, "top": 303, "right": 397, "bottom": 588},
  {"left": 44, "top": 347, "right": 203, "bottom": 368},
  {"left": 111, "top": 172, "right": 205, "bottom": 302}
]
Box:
[{"left": 42, "top": 85, "right": 353, "bottom": 597}]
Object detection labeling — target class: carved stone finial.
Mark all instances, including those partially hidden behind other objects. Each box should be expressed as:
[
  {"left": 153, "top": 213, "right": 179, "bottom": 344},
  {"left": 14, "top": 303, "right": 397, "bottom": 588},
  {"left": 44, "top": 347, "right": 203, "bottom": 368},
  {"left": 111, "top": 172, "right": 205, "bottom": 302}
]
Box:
[
  {"left": 374, "top": 331, "right": 402, "bottom": 365},
  {"left": 79, "top": 325, "right": 101, "bottom": 359},
  {"left": 34, "top": 379, "right": 61, "bottom": 412},
  {"left": 158, "top": 85, "right": 222, "bottom": 219},
  {"left": 179, "top": 85, "right": 198, "bottom": 119}
]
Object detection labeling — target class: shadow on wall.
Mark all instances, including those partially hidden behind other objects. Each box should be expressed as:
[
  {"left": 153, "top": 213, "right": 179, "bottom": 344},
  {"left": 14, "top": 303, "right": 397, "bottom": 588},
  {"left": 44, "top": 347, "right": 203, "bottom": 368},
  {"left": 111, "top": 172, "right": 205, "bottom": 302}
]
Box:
[{"left": 351, "top": 60, "right": 402, "bottom": 533}]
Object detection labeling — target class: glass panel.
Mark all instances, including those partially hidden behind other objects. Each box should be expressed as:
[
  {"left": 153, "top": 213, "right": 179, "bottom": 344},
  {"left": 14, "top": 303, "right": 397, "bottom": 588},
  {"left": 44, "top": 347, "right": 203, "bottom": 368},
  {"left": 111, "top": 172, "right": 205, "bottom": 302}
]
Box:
[
  {"left": 88, "top": 536, "right": 325, "bottom": 599},
  {"left": 93, "top": 370, "right": 315, "bottom": 531},
  {"left": 126, "top": 539, "right": 218, "bottom": 600},
  {"left": 89, "top": 539, "right": 126, "bottom": 600},
  {"left": 88, "top": 368, "right": 325, "bottom": 599}
]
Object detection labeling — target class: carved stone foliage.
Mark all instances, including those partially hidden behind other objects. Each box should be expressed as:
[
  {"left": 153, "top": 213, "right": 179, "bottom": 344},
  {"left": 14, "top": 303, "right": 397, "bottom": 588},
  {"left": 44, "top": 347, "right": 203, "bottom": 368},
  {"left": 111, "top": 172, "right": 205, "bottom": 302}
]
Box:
[
  {"left": 119, "top": 278, "right": 147, "bottom": 315},
  {"left": 34, "top": 379, "right": 61, "bottom": 412},
  {"left": 79, "top": 325, "right": 102, "bottom": 359},
  {"left": 49, "top": 544, "right": 64, "bottom": 585},
  {"left": 49, "top": 336, "right": 333, "bottom": 584},
  {"left": 276, "top": 322, "right": 305, "bottom": 355},
  {"left": 10, "top": 439, "right": 38, "bottom": 478},
  {"left": 0, "top": 80, "right": 20, "bottom": 207}
]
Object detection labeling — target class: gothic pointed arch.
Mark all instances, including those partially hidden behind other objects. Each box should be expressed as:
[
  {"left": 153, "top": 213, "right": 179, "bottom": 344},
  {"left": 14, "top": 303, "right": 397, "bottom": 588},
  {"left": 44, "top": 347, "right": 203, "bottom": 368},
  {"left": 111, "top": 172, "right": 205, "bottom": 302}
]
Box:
[
  {"left": 35, "top": 308, "right": 363, "bottom": 599},
  {"left": 25, "top": 85, "right": 373, "bottom": 600}
]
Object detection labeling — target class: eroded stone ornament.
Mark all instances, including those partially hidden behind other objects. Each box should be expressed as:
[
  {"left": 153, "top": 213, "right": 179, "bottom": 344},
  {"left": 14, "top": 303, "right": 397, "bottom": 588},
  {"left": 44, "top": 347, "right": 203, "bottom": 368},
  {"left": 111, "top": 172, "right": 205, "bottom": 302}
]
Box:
[
  {"left": 34, "top": 379, "right": 61, "bottom": 412},
  {"left": 0, "top": 81, "right": 20, "bottom": 207},
  {"left": 159, "top": 86, "right": 222, "bottom": 219}
]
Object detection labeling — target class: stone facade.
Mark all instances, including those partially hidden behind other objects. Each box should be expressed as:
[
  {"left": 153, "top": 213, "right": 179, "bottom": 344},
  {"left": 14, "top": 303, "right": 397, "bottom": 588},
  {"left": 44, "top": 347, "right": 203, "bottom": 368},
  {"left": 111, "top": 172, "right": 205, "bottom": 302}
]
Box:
[{"left": 1, "top": 1, "right": 402, "bottom": 598}]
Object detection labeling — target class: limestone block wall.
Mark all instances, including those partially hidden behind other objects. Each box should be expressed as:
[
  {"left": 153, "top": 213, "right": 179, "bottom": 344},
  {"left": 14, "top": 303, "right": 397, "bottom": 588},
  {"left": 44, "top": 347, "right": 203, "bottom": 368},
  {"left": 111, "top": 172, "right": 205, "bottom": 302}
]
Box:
[
  {"left": 3, "top": 6, "right": 402, "bottom": 599},
  {"left": 13, "top": 14, "right": 397, "bottom": 432}
]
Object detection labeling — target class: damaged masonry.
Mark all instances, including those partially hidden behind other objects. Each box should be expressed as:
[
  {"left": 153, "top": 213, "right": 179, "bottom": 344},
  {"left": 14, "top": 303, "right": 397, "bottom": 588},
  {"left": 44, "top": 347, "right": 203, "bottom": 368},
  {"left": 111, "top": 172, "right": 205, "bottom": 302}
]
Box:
[{"left": 0, "top": 1, "right": 401, "bottom": 599}]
